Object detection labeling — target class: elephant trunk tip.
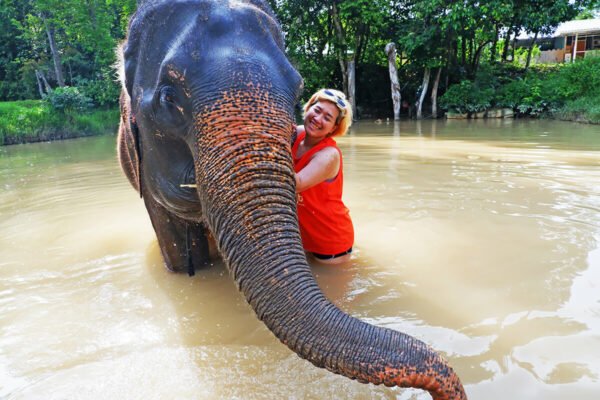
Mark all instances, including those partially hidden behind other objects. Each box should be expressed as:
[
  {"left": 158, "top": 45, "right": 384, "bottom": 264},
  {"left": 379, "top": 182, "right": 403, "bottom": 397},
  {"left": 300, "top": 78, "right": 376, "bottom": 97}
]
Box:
[
  {"left": 363, "top": 366, "right": 467, "bottom": 400},
  {"left": 396, "top": 372, "right": 467, "bottom": 400}
]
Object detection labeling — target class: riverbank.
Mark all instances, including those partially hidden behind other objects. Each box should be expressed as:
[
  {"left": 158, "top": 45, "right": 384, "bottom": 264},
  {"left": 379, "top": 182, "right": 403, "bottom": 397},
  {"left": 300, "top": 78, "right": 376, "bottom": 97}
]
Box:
[
  {"left": 0, "top": 101, "right": 119, "bottom": 146},
  {"left": 551, "top": 96, "right": 600, "bottom": 124},
  {"left": 2, "top": 95, "right": 597, "bottom": 147},
  {"left": 441, "top": 97, "right": 600, "bottom": 125},
  {"left": 439, "top": 57, "right": 600, "bottom": 125}
]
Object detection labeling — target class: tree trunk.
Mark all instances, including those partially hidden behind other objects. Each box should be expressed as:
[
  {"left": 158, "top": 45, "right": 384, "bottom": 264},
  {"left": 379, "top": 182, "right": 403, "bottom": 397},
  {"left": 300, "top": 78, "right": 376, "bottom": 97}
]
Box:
[
  {"left": 430, "top": 67, "right": 442, "bottom": 119},
  {"left": 35, "top": 69, "right": 52, "bottom": 97},
  {"left": 67, "top": 59, "right": 74, "bottom": 85},
  {"left": 490, "top": 23, "right": 499, "bottom": 63},
  {"left": 511, "top": 29, "right": 519, "bottom": 62},
  {"left": 41, "top": 14, "right": 65, "bottom": 87},
  {"left": 502, "top": 27, "right": 513, "bottom": 61},
  {"left": 354, "top": 24, "right": 369, "bottom": 65},
  {"left": 87, "top": 0, "right": 98, "bottom": 28},
  {"left": 331, "top": 2, "right": 349, "bottom": 96},
  {"left": 35, "top": 70, "right": 45, "bottom": 98},
  {"left": 347, "top": 59, "right": 356, "bottom": 119},
  {"left": 525, "top": 31, "right": 539, "bottom": 70},
  {"left": 468, "top": 38, "right": 474, "bottom": 68},
  {"left": 472, "top": 41, "right": 491, "bottom": 76},
  {"left": 385, "top": 43, "right": 401, "bottom": 120},
  {"left": 416, "top": 67, "right": 430, "bottom": 120}
]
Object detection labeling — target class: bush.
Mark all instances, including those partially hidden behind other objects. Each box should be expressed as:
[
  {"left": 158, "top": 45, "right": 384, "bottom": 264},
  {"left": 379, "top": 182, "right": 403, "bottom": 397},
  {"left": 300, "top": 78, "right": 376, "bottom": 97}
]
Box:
[
  {"left": 72, "top": 108, "right": 120, "bottom": 133},
  {"left": 512, "top": 45, "right": 541, "bottom": 67},
  {"left": 550, "top": 57, "right": 600, "bottom": 100},
  {"left": 0, "top": 101, "right": 59, "bottom": 141},
  {"left": 45, "top": 86, "right": 93, "bottom": 113},
  {"left": 496, "top": 79, "right": 528, "bottom": 109},
  {"left": 439, "top": 80, "right": 493, "bottom": 114},
  {"left": 554, "top": 94, "right": 600, "bottom": 124},
  {"left": 440, "top": 57, "right": 600, "bottom": 120},
  {"left": 0, "top": 100, "right": 118, "bottom": 145},
  {"left": 496, "top": 75, "right": 554, "bottom": 116},
  {"left": 76, "top": 68, "right": 121, "bottom": 107}
]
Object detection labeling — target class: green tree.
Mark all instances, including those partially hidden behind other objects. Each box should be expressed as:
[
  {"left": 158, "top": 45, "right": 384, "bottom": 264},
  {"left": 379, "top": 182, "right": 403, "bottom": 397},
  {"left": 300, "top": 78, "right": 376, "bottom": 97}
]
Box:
[
  {"left": 0, "top": 0, "right": 36, "bottom": 99},
  {"left": 1, "top": 0, "right": 135, "bottom": 103},
  {"left": 271, "top": 0, "right": 391, "bottom": 116},
  {"left": 521, "top": 0, "right": 580, "bottom": 69}
]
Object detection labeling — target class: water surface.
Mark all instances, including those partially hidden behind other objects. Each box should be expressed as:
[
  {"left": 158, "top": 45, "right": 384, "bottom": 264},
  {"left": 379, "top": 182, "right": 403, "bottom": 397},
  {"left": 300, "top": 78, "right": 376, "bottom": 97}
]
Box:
[{"left": 1, "top": 119, "right": 599, "bottom": 399}]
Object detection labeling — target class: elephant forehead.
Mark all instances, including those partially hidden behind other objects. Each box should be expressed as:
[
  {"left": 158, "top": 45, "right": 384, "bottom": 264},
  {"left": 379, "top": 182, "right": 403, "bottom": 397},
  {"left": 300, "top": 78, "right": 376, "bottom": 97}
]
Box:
[
  {"left": 129, "top": 0, "right": 280, "bottom": 49},
  {"left": 208, "top": 1, "right": 283, "bottom": 46},
  {"left": 126, "top": 0, "right": 285, "bottom": 80}
]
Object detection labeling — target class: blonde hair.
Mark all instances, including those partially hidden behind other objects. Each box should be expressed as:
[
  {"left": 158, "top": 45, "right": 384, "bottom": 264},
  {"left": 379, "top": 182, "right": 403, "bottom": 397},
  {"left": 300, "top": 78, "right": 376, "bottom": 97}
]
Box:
[{"left": 303, "top": 89, "right": 353, "bottom": 137}]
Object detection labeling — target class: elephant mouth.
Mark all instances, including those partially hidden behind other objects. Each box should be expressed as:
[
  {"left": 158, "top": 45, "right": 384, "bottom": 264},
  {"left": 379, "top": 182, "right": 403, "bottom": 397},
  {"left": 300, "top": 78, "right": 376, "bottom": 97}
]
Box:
[
  {"left": 167, "top": 188, "right": 203, "bottom": 222},
  {"left": 169, "top": 200, "right": 203, "bottom": 222},
  {"left": 154, "top": 171, "right": 204, "bottom": 222}
]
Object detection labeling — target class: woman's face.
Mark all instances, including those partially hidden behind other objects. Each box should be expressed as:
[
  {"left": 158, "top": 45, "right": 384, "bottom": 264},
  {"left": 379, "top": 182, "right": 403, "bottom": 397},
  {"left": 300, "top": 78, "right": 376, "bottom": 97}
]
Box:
[{"left": 304, "top": 100, "right": 339, "bottom": 140}]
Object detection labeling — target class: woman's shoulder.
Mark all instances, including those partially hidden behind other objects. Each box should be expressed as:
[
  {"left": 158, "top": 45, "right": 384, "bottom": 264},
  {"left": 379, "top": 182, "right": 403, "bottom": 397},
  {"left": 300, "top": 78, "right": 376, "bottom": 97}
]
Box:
[{"left": 312, "top": 145, "right": 340, "bottom": 164}]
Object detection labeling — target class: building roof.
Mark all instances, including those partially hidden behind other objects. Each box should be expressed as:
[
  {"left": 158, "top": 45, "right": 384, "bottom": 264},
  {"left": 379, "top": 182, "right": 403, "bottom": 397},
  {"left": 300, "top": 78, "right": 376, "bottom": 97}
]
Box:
[
  {"left": 554, "top": 18, "right": 600, "bottom": 36},
  {"left": 517, "top": 19, "right": 600, "bottom": 39}
]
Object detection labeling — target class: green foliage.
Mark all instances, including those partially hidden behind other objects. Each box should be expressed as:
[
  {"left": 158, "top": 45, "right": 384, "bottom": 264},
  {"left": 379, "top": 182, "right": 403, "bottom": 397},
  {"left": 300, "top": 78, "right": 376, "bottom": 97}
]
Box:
[
  {"left": 439, "top": 80, "right": 494, "bottom": 114},
  {"left": 76, "top": 68, "right": 121, "bottom": 107},
  {"left": 556, "top": 94, "right": 600, "bottom": 124},
  {"left": 495, "top": 79, "right": 529, "bottom": 109},
  {"left": 70, "top": 108, "right": 120, "bottom": 133},
  {"left": 0, "top": 0, "right": 133, "bottom": 102},
  {"left": 495, "top": 71, "right": 557, "bottom": 115},
  {"left": 0, "top": 100, "right": 58, "bottom": 142},
  {"left": 440, "top": 56, "right": 600, "bottom": 120},
  {"left": 45, "top": 87, "right": 93, "bottom": 113},
  {"left": 272, "top": 0, "right": 392, "bottom": 106},
  {"left": 0, "top": 100, "right": 118, "bottom": 144},
  {"left": 294, "top": 58, "right": 340, "bottom": 102},
  {"left": 549, "top": 56, "right": 600, "bottom": 100},
  {"left": 511, "top": 45, "right": 542, "bottom": 67},
  {"left": 1, "top": 0, "right": 598, "bottom": 124}
]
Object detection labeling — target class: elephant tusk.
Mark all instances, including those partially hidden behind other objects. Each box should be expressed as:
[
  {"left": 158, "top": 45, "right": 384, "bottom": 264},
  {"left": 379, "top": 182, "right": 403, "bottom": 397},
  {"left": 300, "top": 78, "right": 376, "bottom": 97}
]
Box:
[{"left": 179, "top": 184, "right": 198, "bottom": 188}]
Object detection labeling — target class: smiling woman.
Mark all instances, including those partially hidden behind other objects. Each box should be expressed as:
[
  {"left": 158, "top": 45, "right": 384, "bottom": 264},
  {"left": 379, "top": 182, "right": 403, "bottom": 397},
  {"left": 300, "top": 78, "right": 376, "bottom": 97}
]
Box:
[{"left": 292, "top": 88, "right": 354, "bottom": 265}]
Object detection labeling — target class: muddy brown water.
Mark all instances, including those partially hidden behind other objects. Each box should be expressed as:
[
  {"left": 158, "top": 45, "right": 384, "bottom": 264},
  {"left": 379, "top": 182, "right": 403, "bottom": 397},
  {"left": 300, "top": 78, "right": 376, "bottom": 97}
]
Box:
[{"left": 1, "top": 119, "right": 599, "bottom": 399}]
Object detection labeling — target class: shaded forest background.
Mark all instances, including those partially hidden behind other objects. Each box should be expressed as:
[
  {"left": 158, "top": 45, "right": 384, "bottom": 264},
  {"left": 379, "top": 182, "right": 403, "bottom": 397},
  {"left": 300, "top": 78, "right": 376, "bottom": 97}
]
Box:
[{"left": 0, "top": 0, "right": 599, "bottom": 119}]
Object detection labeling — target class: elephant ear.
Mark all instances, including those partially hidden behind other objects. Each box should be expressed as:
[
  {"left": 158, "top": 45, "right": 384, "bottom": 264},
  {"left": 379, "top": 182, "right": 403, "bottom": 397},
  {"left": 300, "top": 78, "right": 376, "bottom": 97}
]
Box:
[{"left": 117, "top": 89, "right": 142, "bottom": 197}]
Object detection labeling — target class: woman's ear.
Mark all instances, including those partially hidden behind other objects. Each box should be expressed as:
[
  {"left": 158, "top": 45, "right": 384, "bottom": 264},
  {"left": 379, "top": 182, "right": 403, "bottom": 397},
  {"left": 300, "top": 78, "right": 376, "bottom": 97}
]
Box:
[{"left": 328, "top": 124, "right": 339, "bottom": 137}]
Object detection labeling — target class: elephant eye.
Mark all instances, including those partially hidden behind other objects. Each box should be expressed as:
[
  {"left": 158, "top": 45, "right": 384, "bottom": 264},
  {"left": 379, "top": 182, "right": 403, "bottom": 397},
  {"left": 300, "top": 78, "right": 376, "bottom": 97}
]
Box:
[
  {"left": 159, "top": 86, "right": 177, "bottom": 105},
  {"left": 154, "top": 85, "right": 187, "bottom": 128}
]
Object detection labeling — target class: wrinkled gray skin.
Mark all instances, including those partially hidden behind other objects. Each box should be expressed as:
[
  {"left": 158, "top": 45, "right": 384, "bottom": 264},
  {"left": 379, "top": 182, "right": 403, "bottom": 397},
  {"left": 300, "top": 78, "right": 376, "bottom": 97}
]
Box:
[{"left": 117, "top": 1, "right": 466, "bottom": 398}]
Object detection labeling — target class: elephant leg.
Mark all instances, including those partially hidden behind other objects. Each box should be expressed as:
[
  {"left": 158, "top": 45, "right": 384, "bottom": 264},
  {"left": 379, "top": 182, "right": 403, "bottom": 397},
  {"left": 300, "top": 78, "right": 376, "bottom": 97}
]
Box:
[{"left": 143, "top": 194, "right": 210, "bottom": 274}]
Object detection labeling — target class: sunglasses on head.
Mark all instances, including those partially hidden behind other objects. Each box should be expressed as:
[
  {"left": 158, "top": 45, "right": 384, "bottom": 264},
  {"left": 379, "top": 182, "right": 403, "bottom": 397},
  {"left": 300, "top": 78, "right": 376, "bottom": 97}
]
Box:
[{"left": 323, "top": 89, "right": 347, "bottom": 109}]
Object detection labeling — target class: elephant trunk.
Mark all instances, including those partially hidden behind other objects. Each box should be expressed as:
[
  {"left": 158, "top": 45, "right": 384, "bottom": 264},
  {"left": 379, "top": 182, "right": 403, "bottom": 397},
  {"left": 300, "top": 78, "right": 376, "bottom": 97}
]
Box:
[{"left": 193, "top": 90, "right": 466, "bottom": 400}]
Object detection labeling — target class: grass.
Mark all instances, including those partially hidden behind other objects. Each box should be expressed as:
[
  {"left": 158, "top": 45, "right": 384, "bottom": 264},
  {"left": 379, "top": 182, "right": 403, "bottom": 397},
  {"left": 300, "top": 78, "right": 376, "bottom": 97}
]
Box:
[
  {"left": 553, "top": 95, "right": 600, "bottom": 124},
  {"left": 0, "top": 100, "right": 119, "bottom": 145}
]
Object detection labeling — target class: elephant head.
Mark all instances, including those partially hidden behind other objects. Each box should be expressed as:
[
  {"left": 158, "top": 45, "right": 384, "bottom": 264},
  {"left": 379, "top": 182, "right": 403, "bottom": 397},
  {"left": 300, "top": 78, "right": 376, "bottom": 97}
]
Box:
[{"left": 117, "top": 1, "right": 467, "bottom": 398}]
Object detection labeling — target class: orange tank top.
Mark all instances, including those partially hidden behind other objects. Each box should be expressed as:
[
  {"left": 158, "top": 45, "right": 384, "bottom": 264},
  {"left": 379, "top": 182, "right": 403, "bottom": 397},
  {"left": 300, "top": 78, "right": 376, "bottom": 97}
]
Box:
[{"left": 292, "top": 130, "right": 354, "bottom": 254}]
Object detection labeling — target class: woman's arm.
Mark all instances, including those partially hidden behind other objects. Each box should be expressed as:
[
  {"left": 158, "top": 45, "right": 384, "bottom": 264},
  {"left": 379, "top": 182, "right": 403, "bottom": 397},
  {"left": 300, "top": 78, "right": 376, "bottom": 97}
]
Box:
[{"left": 295, "top": 147, "right": 340, "bottom": 193}]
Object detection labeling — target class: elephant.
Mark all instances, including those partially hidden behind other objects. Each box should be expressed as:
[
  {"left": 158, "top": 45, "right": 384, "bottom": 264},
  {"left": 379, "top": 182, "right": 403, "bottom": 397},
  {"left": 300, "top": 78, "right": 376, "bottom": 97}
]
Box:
[{"left": 117, "top": 1, "right": 467, "bottom": 399}]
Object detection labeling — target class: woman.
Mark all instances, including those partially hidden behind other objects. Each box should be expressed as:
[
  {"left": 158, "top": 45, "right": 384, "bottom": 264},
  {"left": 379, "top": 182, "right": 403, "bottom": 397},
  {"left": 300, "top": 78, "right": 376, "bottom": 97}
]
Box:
[{"left": 292, "top": 89, "right": 354, "bottom": 265}]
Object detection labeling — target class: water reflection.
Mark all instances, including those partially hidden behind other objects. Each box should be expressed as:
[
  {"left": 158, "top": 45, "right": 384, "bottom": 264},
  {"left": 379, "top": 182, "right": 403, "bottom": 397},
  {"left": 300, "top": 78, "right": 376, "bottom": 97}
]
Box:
[{"left": 1, "top": 120, "right": 600, "bottom": 399}]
